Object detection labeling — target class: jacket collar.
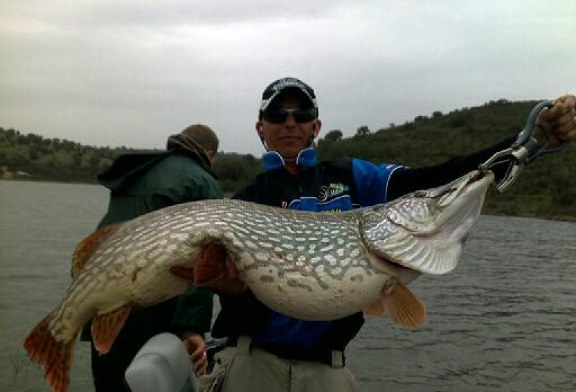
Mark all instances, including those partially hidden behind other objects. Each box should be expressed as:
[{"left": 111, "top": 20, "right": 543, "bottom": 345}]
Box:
[{"left": 262, "top": 147, "right": 317, "bottom": 171}]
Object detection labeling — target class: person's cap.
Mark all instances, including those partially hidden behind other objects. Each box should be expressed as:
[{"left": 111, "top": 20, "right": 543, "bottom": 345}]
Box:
[
  {"left": 260, "top": 77, "right": 318, "bottom": 112},
  {"left": 180, "top": 124, "right": 219, "bottom": 152}
]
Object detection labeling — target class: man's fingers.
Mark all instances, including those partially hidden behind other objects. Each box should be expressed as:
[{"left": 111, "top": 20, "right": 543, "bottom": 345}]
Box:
[
  {"left": 536, "top": 95, "right": 576, "bottom": 143},
  {"left": 185, "top": 336, "right": 208, "bottom": 376},
  {"left": 543, "top": 95, "right": 574, "bottom": 120},
  {"left": 193, "top": 352, "right": 208, "bottom": 376},
  {"left": 551, "top": 98, "right": 576, "bottom": 141},
  {"left": 226, "top": 258, "right": 239, "bottom": 279},
  {"left": 557, "top": 122, "right": 576, "bottom": 141},
  {"left": 189, "top": 343, "right": 205, "bottom": 359},
  {"left": 183, "top": 334, "right": 207, "bottom": 355},
  {"left": 190, "top": 347, "right": 208, "bottom": 376},
  {"left": 554, "top": 94, "right": 576, "bottom": 108}
]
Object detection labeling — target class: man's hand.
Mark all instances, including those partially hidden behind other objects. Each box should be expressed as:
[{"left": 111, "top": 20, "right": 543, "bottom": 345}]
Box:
[
  {"left": 182, "top": 332, "right": 208, "bottom": 376},
  {"left": 208, "top": 257, "right": 247, "bottom": 296},
  {"left": 535, "top": 94, "right": 576, "bottom": 146},
  {"left": 170, "top": 243, "right": 246, "bottom": 297}
]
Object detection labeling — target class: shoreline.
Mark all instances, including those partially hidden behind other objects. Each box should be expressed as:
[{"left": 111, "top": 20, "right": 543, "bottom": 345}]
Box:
[{"left": 2, "top": 178, "right": 574, "bottom": 223}]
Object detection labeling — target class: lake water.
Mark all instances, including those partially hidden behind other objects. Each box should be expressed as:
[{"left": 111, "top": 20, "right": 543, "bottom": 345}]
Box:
[{"left": 1, "top": 180, "right": 575, "bottom": 392}]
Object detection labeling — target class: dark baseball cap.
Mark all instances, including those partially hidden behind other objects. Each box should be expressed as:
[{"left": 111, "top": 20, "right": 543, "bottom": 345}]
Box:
[{"left": 260, "top": 77, "right": 318, "bottom": 112}]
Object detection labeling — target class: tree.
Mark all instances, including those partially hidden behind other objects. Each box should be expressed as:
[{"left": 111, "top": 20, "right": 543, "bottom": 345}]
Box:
[
  {"left": 323, "top": 130, "right": 343, "bottom": 143},
  {"left": 355, "top": 126, "right": 370, "bottom": 137}
]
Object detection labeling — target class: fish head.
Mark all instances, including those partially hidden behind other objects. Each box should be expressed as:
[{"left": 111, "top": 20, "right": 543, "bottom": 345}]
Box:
[{"left": 361, "top": 170, "right": 494, "bottom": 275}]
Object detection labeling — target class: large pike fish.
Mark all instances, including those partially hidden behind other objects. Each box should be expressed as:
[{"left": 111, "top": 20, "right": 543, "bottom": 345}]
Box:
[{"left": 24, "top": 170, "right": 494, "bottom": 392}]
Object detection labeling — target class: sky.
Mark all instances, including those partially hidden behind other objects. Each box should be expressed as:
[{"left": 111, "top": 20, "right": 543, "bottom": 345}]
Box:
[{"left": 1, "top": 0, "right": 575, "bottom": 156}]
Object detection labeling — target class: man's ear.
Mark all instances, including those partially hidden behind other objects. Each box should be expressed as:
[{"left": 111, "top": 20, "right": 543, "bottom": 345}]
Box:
[
  {"left": 312, "top": 120, "right": 322, "bottom": 138},
  {"left": 255, "top": 121, "right": 264, "bottom": 141},
  {"left": 206, "top": 149, "right": 216, "bottom": 162}
]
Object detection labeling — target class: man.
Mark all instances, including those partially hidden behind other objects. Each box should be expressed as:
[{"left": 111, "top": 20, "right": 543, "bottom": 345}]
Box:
[
  {"left": 83, "top": 124, "right": 223, "bottom": 391},
  {"left": 198, "top": 77, "right": 575, "bottom": 392}
]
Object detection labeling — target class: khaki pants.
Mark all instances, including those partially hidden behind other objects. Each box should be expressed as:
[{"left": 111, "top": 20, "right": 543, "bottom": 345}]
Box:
[{"left": 198, "top": 336, "right": 360, "bottom": 392}]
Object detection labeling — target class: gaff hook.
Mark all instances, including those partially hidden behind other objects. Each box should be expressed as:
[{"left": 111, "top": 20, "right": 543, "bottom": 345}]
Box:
[{"left": 480, "top": 100, "right": 568, "bottom": 192}]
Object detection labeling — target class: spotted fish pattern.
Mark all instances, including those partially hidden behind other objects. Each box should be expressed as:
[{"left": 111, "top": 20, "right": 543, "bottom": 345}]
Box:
[{"left": 24, "top": 169, "right": 494, "bottom": 392}]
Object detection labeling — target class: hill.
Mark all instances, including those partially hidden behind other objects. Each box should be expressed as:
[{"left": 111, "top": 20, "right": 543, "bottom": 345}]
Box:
[
  {"left": 0, "top": 128, "right": 262, "bottom": 193},
  {"left": 1, "top": 99, "right": 574, "bottom": 220},
  {"left": 316, "top": 99, "right": 575, "bottom": 220}
]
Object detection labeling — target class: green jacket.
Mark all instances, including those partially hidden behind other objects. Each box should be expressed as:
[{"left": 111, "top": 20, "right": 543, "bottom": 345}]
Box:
[
  {"left": 97, "top": 150, "right": 222, "bottom": 227},
  {"left": 81, "top": 147, "right": 222, "bottom": 342}
]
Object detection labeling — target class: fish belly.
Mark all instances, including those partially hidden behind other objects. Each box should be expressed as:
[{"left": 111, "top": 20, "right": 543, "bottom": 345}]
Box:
[{"left": 240, "top": 255, "right": 391, "bottom": 320}]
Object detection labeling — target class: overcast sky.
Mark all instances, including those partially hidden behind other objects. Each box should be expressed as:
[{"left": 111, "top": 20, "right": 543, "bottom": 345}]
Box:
[{"left": 1, "top": 0, "right": 575, "bottom": 156}]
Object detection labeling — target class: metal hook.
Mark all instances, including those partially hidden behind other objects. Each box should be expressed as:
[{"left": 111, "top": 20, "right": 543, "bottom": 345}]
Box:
[{"left": 480, "top": 100, "right": 568, "bottom": 192}]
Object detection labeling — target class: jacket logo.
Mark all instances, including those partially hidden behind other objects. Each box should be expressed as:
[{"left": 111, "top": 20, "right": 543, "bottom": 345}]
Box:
[{"left": 319, "top": 183, "right": 349, "bottom": 202}]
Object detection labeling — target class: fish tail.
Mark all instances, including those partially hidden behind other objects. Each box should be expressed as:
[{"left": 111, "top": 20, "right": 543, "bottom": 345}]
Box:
[{"left": 23, "top": 312, "right": 76, "bottom": 392}]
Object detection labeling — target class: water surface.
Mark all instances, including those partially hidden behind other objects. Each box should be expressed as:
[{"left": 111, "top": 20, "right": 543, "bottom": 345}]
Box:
[{"left": 1, "top": 180, "right": 574, "bottom": 391}]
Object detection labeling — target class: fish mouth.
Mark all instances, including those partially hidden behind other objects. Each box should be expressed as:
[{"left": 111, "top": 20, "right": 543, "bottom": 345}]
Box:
[
  {"left": 362, "top": 170, "right": 495, "bottom": 275},
  {"left": 437, "top": 170, "right": 493, "bottom": 218},
  {"left": 420, "top": 170, "right": 494, "bottom": 210}
]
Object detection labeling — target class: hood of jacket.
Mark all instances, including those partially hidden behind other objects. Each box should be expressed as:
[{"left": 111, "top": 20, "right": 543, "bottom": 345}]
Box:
[{"left": 97, "top": 133, "right": 216, "bottom": 192}]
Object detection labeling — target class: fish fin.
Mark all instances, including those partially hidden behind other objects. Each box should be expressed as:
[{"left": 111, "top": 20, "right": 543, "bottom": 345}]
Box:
[
  {"left": 364, "top": 300, "right": 386, "bottom": 316},
  {"left": 91, "top": 304, "right": 132, "bottom": 354},
  {"left": 383, "top": 281, "right": 427, "bottom": 328},
  {"left": 71, "top": 223, "right": 123, "bottom": 279},
  {"left": 192, "top": 243, "right": 228, "bottom": 285},
  {"left": 24, "top": 312, "right": 76, "bottom": 392}
]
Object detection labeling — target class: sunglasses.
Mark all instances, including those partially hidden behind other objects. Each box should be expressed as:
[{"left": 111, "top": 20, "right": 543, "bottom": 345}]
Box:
[{"left": 262, "top": 108, "right": 317, "bottom": 124}]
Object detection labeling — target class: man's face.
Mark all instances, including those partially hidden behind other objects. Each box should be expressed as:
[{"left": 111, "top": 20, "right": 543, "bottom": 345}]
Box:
[{"left": 256, "top": 93, "right": 321, "bottom": 159}]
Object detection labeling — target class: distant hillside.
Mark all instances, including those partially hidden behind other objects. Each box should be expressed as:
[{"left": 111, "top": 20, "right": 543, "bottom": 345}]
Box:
[
  {"left": 1, "top": 99, "right": 574, "bottom": 220},
  {"left": 316, "top": 99, "right": 575, "bottom": 220},
  {"left": 0, "top": 128, "right": 261, "bottom": 193}
]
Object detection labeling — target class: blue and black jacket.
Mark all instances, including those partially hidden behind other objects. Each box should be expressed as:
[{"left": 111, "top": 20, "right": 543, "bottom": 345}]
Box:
[{"left": 211, "top": 137, "right": 514, "bottom": 355}]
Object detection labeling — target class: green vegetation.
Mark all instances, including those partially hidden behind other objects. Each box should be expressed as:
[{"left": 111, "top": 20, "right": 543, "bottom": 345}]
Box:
[
  {"left": 0, "top": 128, "right": 262, "bottom": 193},
  {"left": 2, "top": 99, "right": 574, "bottom": 220}
]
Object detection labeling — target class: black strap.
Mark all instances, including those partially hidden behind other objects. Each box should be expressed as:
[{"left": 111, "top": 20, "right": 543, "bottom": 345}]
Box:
[{"left": 226, "top": 335, "right": 345, "bottom": 367}]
